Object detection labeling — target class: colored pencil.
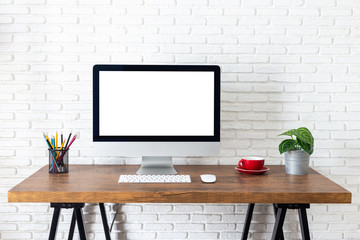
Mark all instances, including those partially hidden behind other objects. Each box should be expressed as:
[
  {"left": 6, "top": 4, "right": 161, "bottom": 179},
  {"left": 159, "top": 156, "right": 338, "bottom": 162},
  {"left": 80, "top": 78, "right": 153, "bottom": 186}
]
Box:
[
  {"left": 43, "top": 131, "right": 77, "bottom": 172},
  {"left": 43, "top": 133, "right": 58, "bottom": 172},
  {"left": 51, "top": 137, "right": 55, "bottom": 150},
  {"left": 66, "top": 133, "right": 77, "bottom": 150},
  {"left": 57, "top": 133, "right": 77, "bottom": 163},
  {"left": 55, "top": 132, "right": 58, "bottom": 150},
  {"left": 43, "top": 132, "right": 54, "bottom": 149},
  {"left": 64, "top": 131, "right": 72, "bottom": 149},
  {"left": 59, "top": 140, "right": 65, "bottom": 151}
]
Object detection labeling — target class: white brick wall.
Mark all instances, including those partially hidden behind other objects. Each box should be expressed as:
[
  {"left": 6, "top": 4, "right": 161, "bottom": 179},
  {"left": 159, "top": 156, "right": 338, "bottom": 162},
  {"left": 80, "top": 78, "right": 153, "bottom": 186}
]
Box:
[{"left": 1, "top": 0, "right": 359, "bottom": 239}]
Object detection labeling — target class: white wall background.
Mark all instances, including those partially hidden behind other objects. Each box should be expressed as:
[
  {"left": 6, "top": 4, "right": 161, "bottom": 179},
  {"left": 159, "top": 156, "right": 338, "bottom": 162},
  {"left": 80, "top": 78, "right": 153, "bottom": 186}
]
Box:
[{"left": 0, "top": 0, "right": 359, "bottom": 239}]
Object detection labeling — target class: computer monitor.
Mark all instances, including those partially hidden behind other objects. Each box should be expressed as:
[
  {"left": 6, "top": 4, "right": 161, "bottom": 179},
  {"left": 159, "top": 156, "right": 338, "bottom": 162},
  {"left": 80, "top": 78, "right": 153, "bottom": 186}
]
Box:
[{"left": 93, "top": 64, "right": 220, "bottom": 175}]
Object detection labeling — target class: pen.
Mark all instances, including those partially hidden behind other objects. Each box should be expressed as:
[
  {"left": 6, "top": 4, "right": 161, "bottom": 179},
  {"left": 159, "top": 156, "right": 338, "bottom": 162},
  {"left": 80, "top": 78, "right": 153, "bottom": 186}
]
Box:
[{"left": 61, "top": 131, "right": 63, "bottom": 145}]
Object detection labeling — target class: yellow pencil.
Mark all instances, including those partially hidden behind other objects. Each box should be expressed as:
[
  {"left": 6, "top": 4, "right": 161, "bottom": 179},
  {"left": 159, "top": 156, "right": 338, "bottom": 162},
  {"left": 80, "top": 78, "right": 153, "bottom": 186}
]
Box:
[
  {"left": 57, "top": 140, "right": 65, "bottom": 158},
  {"left": 44, "top": 133, "right": 54, "bottom": 149},
  {"left": 59, "top": 140, "right": 65, "bottom": 150},
  {"left": 56, "top": 132, "right": 58, "bottom": 150}
]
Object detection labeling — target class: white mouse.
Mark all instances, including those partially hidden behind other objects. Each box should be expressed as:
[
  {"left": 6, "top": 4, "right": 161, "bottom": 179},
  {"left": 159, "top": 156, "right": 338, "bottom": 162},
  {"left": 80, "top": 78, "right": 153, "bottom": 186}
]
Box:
[{"left": 200, "top": 174, "right": 216, "bottom": 183}]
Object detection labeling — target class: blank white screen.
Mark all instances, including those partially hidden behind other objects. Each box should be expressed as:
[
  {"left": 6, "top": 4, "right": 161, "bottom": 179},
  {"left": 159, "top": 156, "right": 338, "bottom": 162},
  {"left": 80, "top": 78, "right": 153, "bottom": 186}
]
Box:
[{"left": 99, "top": 71, "right": 214, "bottom": 136}]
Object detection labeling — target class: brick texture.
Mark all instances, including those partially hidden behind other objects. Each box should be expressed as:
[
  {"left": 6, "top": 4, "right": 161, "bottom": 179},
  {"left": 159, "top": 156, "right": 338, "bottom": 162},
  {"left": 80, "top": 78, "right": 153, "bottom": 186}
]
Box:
[{"left": 0, "top": 0, "right": 359, "bottom": 239}]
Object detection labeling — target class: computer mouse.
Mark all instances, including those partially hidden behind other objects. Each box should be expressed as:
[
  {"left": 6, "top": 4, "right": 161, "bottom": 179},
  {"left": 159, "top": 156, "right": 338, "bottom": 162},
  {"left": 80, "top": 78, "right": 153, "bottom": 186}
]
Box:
[{"left": 200, "top": 174, "right": 216, "bottom": 183}]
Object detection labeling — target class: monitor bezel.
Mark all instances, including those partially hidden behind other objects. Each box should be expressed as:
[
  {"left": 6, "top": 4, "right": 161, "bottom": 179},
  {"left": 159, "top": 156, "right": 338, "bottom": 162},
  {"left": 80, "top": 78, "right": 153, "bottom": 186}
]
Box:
[{"left": 93, "top": 64, "right": 220, "bottom": 142}]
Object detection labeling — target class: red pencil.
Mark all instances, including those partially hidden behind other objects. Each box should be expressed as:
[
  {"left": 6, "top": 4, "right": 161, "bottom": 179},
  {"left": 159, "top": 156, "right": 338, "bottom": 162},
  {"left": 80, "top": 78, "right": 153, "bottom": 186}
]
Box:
[
  {"left": 66, "top": 133, "right": 77, "bottom": 150},
  {"left": 57, "top": 133, "right": 77, "bottom": 163}
]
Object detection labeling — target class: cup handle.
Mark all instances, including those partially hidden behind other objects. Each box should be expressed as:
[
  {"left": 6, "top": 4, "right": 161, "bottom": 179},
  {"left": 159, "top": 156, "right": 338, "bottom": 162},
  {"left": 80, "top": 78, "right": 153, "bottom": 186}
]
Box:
[{"left": 239, "top": 159, "right": 246, "bottom": 169}]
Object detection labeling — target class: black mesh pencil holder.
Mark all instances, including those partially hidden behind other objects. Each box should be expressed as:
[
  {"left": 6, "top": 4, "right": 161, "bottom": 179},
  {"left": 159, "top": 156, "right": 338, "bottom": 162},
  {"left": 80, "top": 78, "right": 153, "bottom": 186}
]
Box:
[{"left": 49, "top": 148, "right": 69, "bottom": 173}]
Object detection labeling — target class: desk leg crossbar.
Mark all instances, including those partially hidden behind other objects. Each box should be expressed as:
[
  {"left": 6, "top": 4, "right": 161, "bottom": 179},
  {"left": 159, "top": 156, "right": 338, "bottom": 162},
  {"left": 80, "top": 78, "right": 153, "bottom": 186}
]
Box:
[
  {"left": 241, "top": 203, "right": 310, "bottom": 240},
  {"left": 49, "top": 203, "right": 111, "bottom": 240}
]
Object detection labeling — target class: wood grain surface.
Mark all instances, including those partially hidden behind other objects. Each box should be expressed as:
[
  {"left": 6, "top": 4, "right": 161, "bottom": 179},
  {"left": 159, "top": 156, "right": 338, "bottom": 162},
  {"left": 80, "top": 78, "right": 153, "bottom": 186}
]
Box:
[{"left": 8, "top": 165, "right": 351, "bottom": 204}]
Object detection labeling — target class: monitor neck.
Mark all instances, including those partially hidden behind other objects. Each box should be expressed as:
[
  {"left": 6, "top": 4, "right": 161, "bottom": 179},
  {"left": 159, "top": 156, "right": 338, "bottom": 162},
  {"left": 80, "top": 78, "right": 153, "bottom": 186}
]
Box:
[{"left": 136, "top": 156, "right": 177, "bottom": 175}]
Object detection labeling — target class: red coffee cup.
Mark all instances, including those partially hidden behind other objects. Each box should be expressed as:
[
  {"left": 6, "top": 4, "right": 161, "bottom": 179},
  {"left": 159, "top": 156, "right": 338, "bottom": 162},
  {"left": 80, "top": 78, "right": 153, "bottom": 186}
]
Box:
[{"left": 238, "top": 157, "right": 265, "bottom": 170}]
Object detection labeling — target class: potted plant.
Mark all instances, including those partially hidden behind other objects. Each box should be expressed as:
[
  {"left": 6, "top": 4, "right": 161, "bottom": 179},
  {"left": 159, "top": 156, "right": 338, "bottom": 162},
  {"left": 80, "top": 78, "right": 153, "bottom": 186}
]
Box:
[{"left": 278, "top": 127, "right": 314, "bottom": 175}]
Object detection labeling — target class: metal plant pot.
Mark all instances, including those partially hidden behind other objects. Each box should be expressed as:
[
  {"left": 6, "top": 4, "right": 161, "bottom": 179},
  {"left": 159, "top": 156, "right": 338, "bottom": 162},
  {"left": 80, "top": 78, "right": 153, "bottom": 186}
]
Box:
[{"left": 284, "top": 150, "right": 310, "bottom": 175}]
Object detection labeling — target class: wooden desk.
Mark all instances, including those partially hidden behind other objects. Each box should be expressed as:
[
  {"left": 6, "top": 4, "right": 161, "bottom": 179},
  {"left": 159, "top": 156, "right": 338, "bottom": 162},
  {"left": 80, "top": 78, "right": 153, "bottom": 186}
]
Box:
[{"left": 8, "top": 165, "right": 351, "bottom": 240}]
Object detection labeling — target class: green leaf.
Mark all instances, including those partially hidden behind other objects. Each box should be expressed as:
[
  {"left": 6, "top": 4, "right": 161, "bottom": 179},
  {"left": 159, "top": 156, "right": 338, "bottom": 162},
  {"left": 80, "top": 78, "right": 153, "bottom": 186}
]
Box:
[
  {"left": 279, "top": 139, "right": 297, "bottom": 154},
  {"left": 295, "top": 127, "right": 314, "bottom": 145},
  {"left": 278, "top": 129, "right": 297, "bottom": 137},
  {"left": 297, "top": 138, "right": 314, "bottom": 155}
]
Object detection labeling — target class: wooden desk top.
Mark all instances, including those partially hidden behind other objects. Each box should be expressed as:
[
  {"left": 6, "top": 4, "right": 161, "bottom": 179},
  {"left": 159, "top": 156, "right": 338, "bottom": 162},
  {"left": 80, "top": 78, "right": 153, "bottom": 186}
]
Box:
[{"left": 8, "top": 165, "right": 351, "bottom": 204}]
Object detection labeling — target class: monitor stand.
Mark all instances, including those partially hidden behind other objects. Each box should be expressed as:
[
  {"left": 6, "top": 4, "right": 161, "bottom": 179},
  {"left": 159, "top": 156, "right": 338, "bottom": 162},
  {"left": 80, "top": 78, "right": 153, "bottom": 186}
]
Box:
[{"left": 136, "top": 156, "right": 178, "bottom": 175}]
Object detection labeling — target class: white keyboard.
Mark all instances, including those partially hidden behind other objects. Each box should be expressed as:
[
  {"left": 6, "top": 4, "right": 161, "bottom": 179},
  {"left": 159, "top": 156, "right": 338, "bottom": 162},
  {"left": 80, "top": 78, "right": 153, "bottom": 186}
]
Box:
[{"left": 118, "top": 175, "right": 191, "bottom": 183}]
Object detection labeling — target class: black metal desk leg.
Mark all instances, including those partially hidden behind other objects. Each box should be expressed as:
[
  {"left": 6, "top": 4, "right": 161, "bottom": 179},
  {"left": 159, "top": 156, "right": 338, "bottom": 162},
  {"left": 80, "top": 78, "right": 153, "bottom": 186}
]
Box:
[
  {"left": 68, "top": 209, "right": 76, "bottom": 240},
  {"left": 241, "top": 203, "right": 255, "bottom": 240},
  {"left": 75, "top": 207, "right": 87, "bottom": 240},
  {"left": 99, "top": 203, "right": 111, "bottom": 240},
  {"left": 298, "top": 206, "right": 310, "bottom": 240},
  {"left": 271, "top": 207, "right": 287, "bottom": 240},
  {"left": 273, "top": 204, "right": 284, "bottom": 240},
  {"left": 49, "top": 207, "right": 61, "bottom": 240}
]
